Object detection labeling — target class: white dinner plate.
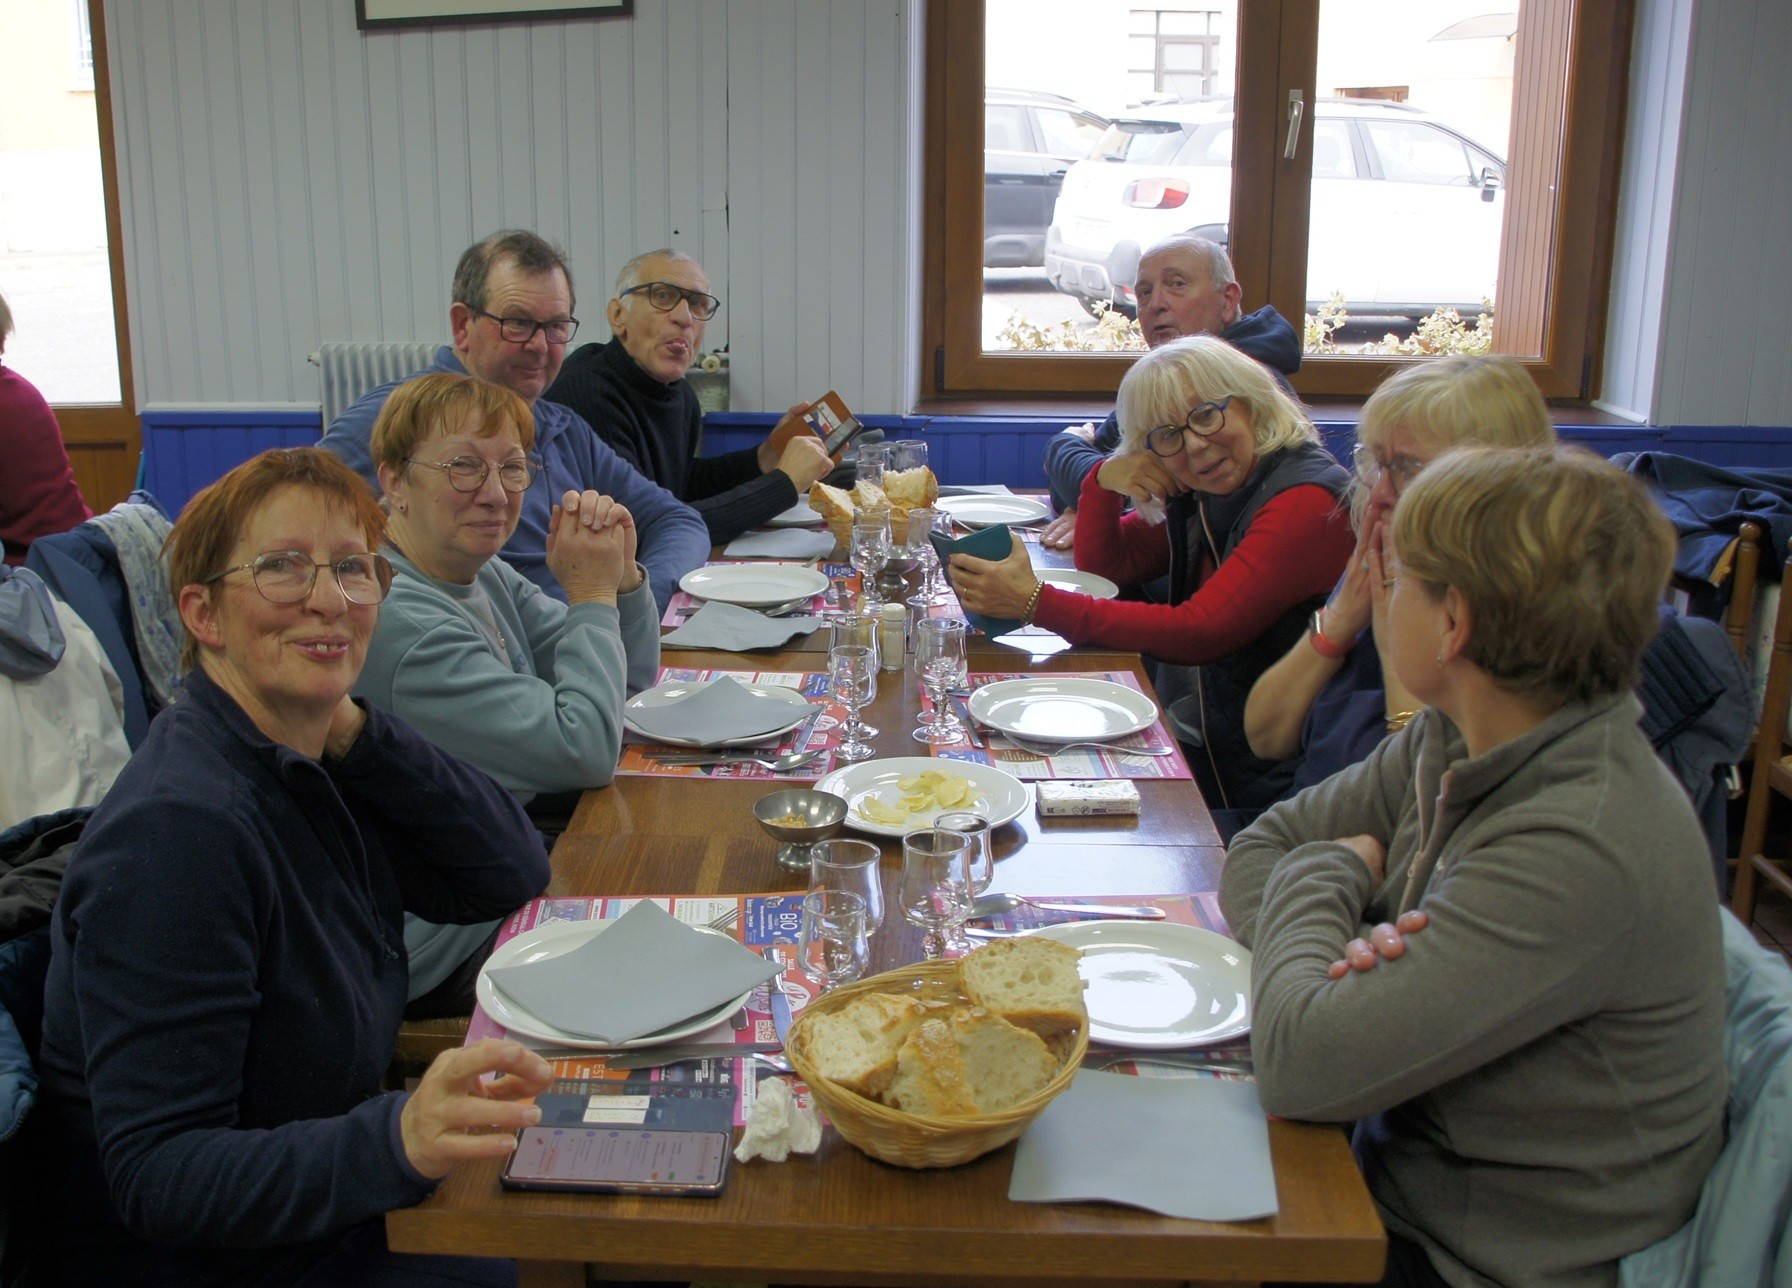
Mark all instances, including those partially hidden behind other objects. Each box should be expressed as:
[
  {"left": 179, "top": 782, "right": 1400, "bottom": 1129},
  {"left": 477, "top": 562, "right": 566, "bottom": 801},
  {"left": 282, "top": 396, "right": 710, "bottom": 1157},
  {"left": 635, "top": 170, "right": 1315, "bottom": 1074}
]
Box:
[
  {"left": 679, "top": 563, "right": 831, "bottom": 609},
  {"left": 477, "top": 918, "right": 753, "bottom": 1051},
  {"left": 813, "top": 756, "right": 1031, "bottom": 838},
  {"left": 1027, "top": 921, "right": 1252, "bottom": 1048},
  {"left": 937, "top": 495, "right": 1052, "bottom": 528},
  {"left": 623, "top": 679, "right": 813, "bottom": 748},
  {"left": 967, "top": 677, "right": 1157, "bottom": 743},
  {"left": 1037, "top": 569, "right": 1120, "bottom": 599},
  {"left": 765, "top": 499, "right": 826, "bottom": 527}
]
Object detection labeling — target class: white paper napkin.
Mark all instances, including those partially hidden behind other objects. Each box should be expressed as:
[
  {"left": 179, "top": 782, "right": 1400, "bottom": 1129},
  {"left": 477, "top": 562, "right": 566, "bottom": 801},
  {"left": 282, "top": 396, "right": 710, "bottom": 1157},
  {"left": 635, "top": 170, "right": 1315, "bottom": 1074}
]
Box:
[
  {"left": 662, "top": 602, "right": 825, "bottom": 651},
  {"left": 1009, "top": 1070, "right": 1278, "bottom": 1221},
  {"left": 484, "top": 901, "right": 780, "bottom": 1045},
  {"left": 723, "top": 529, "right": 839, "bottom": 559}
]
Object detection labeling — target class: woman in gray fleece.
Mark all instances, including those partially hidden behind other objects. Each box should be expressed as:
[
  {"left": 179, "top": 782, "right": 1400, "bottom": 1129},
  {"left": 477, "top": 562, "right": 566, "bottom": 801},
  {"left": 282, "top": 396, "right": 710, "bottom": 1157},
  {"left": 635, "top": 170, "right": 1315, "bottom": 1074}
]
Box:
[{"left": 1220, "top": 445, "right": 1725, "bottom": 1287}]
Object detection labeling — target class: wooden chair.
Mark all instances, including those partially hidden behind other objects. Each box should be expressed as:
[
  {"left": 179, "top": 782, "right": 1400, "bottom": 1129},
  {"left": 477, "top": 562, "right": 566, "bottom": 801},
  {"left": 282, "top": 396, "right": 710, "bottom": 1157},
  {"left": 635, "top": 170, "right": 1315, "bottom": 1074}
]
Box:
[
  {"left": 1672, "top": 520, "right": 1763, "bottom": 662},
  {"left": 1730, "top": 534, "right": 1792, "bottom": 927}
]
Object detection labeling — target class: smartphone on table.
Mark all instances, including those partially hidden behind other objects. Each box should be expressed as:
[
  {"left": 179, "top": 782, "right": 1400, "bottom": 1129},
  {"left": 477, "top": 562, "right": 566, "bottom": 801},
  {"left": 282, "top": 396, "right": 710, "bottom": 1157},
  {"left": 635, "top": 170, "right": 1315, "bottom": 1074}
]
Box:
[{"left": 501, "top": 1125, "right": 732, "bottom": 1196}]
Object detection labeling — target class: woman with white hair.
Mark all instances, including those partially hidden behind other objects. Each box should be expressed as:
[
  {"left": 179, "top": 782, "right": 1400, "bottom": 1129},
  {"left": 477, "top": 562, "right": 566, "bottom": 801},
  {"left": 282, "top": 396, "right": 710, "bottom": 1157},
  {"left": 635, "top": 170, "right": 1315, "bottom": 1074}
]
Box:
[{"left": 952, "top": 335, "right": 1352, "bottom": 810}]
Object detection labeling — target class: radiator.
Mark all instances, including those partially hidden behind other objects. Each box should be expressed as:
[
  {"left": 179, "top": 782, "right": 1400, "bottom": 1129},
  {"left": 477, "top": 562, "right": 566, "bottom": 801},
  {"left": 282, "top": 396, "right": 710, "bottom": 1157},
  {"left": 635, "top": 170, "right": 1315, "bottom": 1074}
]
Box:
[{"left": 309, "top": 341, "right": 441, "bottom": 430}]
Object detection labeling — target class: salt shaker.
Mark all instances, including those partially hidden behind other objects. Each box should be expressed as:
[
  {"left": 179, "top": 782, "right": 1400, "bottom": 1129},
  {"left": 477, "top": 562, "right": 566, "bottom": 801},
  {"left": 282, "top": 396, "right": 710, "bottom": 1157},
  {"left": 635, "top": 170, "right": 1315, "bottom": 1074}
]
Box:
[{"left": 879, "top": 603, "right": 907, "bottom": 672}]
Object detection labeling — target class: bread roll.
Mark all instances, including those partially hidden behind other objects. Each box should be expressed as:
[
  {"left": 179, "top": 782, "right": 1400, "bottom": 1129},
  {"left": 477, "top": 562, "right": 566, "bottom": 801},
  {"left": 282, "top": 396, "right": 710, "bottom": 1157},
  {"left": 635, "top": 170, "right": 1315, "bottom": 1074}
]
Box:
[
  {"left": 801, "top": 992, "right": 929, "bottom": 1099},
  {"left": 958, "top": 937, "right": 1087, "bottom": 1037}
]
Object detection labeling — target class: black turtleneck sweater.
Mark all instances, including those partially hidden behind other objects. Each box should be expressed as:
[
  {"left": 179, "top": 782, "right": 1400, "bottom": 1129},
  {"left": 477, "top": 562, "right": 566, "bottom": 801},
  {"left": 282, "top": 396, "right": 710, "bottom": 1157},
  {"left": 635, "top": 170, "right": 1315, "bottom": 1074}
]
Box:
[{"left": 545, "top": 337, "right": 797, "bottom": 545}]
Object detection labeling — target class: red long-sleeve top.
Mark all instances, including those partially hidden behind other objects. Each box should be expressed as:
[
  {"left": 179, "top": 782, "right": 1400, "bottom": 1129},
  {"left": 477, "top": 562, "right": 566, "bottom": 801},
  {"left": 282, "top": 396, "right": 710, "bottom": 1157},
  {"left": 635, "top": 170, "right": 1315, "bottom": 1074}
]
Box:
[
  {"left": 1031, "top": 464, "right": 1352, "bottom": 665},
  {"left": 1, "top": 364, "right": 91, "bottom": 565}
]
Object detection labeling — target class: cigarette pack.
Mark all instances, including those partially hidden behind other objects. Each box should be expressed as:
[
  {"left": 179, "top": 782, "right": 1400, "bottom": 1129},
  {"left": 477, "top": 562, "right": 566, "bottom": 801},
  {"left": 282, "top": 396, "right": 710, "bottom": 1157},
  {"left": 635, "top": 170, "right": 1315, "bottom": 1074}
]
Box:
[{"left": 1036, "top": 779, "right": 1142, "bottom": 817}]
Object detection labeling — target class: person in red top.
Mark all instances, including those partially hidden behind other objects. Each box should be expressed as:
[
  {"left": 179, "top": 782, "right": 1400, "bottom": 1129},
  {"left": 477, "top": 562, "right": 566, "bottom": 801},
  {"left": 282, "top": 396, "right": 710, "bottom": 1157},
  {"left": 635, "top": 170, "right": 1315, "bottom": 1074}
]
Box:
[
  {"left": 0, "top": 291, "right": 91, "bottom": 565},
  {"left": 952, "top": 336, "right": 1352, "bottom": 813}
]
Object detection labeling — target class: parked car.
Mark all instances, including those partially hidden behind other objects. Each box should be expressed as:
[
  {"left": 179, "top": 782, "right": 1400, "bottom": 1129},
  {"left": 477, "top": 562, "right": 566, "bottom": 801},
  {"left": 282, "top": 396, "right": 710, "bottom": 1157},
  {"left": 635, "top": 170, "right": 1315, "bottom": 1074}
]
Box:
[
  {"left": 984, "top": 88, "right": 1109, "bottom": 268},
  {"left": 1043, "top": 98, "right": 1506, "bottom": 317}
]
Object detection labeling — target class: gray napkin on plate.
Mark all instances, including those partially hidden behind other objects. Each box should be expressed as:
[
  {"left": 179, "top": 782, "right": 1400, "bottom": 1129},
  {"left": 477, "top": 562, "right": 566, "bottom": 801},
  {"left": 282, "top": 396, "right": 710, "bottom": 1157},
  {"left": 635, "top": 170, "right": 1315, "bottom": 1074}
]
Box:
[
  {"left": 485, "top": 900, "right": 780, "bottom": 1045},
  {"left": 722, "top": 529, "right": 838, "bottom": 559},
  {"left": 628, "top": 674, "right": 820, "bottom": 742},
  {"left": 1010, "top": 1069, "right": 1277, "bottom": 1221},
  {"left": 663, "top": 601, "right": 824, "bottom": 651}
]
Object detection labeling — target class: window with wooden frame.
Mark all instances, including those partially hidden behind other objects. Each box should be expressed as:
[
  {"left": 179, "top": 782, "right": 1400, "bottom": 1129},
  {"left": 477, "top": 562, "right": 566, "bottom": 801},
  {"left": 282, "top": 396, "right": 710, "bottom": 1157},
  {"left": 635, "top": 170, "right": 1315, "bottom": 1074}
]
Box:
[{"left": 924, "top": 0, "right": 1634, "bottom": 402}]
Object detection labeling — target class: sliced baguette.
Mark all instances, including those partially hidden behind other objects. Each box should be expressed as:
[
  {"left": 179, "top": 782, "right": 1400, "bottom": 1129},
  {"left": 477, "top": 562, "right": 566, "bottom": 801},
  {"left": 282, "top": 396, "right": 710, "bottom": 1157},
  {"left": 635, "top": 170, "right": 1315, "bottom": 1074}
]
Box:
[
  {"left": 886, "top": 1016, "right": 978, "bottom": 1117},
  {"left": 801, "top": 992, "right": 929, "bottom": 1099},
  {"left": 882, "top": 465, "right": 939, "bottom": 512},
  {"left": 808, "top": 479, "right": 856, "bottom": 526},
  {"left": 958, "top": 937, "right": 1087, "bottom": 1038},
  {"left": 952, "top": 1008, "right": 1058, "bottom": 1112},
  {"left": 850, "top": 479, "right": 889, "bottom": 512}
]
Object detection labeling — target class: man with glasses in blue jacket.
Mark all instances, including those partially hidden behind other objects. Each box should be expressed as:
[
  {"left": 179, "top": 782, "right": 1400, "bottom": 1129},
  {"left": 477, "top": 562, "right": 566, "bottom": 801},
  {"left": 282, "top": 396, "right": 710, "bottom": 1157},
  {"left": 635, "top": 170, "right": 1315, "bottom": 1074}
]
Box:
[
  {"left": 320, "top": 230, "right": 709, "bottom": 614},
  {"left": 545, "top": 249, "right": 835, "bottom": 546}
]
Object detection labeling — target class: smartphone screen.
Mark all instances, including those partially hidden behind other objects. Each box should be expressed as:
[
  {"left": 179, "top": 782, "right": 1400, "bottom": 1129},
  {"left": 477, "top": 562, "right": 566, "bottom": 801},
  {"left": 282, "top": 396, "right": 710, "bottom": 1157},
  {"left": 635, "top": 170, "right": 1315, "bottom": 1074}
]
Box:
[
  {"left": 502, "top": 1127, "right": 730, "bottom": 1196},
  {"left": 804, "top": 391, "right": 863, "bottom": 455}
]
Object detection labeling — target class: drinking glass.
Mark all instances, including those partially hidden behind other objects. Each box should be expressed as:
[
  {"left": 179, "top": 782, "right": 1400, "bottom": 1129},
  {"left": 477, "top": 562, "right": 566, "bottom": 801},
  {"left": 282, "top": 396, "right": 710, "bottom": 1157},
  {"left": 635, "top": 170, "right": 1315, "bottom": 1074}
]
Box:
[
  {"left": 798, "top": 889, "right": 869, "bottom": 992},
  {"left": 809, "top": 838, "right": 885, "bottom": 936},
  {"left": 829, "top": 614, "right": 880, "bottom": 723},
  {"left": 904, "top": 505, "right": 944, "bottom": 609},
  {"left": 828, "top": 644, "right": 878, "bottom": 762},
  {"left": 898, "top": 828, "right": 975, "bottom": 959},
  {"left": 933, "top": 810, "right": 993, "bottom": 894},
  {"left": 912, "top": 617, "right": 968, "bottom": 745},
  {"left": 856, "top": 442, "right": 889, "bottom": 490},
  {"left": 851, "top": 509, "right": 891, "bottom": 613},
  {"left": 885, "top": 439, "right": 928, "bottom": 475}
]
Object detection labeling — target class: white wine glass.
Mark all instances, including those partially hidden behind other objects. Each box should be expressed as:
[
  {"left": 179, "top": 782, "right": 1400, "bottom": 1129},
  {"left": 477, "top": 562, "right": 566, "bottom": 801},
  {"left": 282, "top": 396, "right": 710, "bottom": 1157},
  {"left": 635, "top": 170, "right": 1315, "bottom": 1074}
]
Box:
[
  {"left": 810, "top": 838, "right": 885, "bottom": 936},
  {"left": 828, "top": 644, "right": 878, "bottom": 762},
  {"left": 885, "top": 439, "right": 928, "bottom": 475},
  {"left": 799, "top": 889, "right": 869, "bottom": 992},
  {"left": 912, "top": 617, "right": 968, "bottom": 745},
  {"left": 904, "top": 505, "right": 943, "bottom": 609},
  {"left": 851, "top": 509, "right": 891, "bottom": 613},
  {"left": 898, "top": 828, "right": 975, "bottom": 959}
]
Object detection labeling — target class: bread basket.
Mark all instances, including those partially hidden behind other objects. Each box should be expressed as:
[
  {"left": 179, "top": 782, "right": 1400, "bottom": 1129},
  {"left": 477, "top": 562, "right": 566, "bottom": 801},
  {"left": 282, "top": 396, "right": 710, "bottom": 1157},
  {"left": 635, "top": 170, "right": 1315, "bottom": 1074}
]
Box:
[{"left": 785, "top": 958, "right": 1088, "bottom": 1169}]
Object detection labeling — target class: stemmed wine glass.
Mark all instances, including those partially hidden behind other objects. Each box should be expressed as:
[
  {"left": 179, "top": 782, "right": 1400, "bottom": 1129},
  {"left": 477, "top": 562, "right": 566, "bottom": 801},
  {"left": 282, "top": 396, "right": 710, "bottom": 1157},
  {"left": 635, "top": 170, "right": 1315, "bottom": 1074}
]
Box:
[
  {"left": 798, "top": 889, "right": 869, "bottom": 992},
  {"left": 851, "top": 509, "right": 891, "bottom": 614},
  {"left": 904, "top": 505, "right": 944, "bottom": 610},
  {"left": 810, "top": 838, "right": 885, "bottom": 937},
  {"left": 828, "top": 643, "right": 878, "bottom": 762},
  {"left": 856, "top": 442, "right": 888, "bottom": 490},
  {"left": 885, "top": 439, "right": 928, "bottom": 475},
  {"left": 912, "top": 617, "right": 968, "bottom": 745},
  {"left": 899, "top": 827, "right": 975, "bottom": 959}
]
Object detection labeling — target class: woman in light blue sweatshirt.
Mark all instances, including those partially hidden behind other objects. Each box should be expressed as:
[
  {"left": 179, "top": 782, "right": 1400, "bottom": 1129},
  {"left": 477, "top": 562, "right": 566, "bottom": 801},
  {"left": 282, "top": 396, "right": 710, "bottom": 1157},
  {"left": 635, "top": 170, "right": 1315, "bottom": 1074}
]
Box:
[{"left": 355, "top": 373, "right": 659, "bottom": 1006}]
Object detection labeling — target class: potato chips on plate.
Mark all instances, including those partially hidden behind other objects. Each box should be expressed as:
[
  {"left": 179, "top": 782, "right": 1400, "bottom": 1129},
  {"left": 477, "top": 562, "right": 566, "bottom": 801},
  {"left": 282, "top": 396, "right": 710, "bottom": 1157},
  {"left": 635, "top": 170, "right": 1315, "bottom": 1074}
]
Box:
[{"left": 814, "top": 757, "right": 1031, "bottom": 838}]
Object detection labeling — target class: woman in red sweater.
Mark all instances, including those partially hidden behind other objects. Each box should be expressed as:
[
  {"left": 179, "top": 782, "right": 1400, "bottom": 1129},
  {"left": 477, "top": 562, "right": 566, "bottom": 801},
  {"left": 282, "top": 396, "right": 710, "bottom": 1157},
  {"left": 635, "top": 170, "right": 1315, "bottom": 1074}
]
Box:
[
  {"left": 0, "top": 291, "right": 91, "bottom": 565},
  {"left": 952, "top": 335, "right": 1352, "bottom": 811}
]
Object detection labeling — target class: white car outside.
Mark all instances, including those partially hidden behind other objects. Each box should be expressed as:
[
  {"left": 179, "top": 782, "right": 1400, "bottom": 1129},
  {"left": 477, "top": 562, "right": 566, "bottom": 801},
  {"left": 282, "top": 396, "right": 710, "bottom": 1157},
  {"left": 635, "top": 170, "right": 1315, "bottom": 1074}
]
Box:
[{"left": 1044, "top": 98, "right": 1507, "bottom": 318}]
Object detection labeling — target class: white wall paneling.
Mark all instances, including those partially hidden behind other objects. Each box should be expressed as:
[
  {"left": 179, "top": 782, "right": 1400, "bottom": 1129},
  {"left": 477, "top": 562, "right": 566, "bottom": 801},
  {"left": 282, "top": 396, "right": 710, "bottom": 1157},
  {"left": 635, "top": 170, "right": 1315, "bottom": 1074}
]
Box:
[{"left": 105, "top": 0, "right": 915, "bottom": 415}]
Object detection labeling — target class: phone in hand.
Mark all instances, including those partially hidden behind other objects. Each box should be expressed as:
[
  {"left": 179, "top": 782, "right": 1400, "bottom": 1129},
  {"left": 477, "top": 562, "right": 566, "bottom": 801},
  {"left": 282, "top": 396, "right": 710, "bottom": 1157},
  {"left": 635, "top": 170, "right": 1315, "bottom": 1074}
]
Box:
[
  {"left": 768, "top": 390, "right": 864, "bottom": 463},
  {"left": 500, "top": 1126, "right": 731, "bottom": 1197}
]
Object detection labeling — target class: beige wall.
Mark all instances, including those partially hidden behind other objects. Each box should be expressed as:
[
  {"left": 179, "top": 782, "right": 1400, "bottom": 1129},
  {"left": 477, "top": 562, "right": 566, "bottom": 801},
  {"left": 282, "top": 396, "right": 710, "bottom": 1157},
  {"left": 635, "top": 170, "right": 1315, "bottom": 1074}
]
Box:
[{"left": 0, "top": 0, "right": 100, "bottom": 152}]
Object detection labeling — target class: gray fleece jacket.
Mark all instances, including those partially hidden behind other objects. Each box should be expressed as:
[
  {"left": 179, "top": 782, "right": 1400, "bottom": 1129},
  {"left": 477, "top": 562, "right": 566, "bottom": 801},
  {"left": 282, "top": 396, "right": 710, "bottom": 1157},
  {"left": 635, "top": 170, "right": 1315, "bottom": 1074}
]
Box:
[{"left": 1220, "top": 693, "right": 1725, "bottom": 1287}]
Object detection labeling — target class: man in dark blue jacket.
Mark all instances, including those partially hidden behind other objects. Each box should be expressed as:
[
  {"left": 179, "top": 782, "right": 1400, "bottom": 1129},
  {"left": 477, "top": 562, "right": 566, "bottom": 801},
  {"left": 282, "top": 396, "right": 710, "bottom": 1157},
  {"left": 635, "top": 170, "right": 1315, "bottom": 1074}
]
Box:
[{"left": 1041, "top": 235, "right": 1301, "bottom": 549}]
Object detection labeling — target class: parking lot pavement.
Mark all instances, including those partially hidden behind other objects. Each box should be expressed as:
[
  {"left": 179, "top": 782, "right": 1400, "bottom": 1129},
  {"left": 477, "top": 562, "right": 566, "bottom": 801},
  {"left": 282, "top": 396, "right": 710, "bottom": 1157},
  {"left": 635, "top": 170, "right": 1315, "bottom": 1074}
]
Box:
[{"left": 0, "top": 249, "right": 121, "bottom": 403}]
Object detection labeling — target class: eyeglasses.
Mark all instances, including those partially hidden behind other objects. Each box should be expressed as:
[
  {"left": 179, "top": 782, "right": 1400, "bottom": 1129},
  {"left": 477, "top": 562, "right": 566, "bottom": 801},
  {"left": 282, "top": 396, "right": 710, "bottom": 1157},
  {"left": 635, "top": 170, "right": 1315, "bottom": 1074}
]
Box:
[
  {"left": 406, "top": 455, "right": 540, "bottom": 494},
  {"left": 619, "top": 281, "right": 722, "bottom": 321},
  {"left": 204, "top": 551, "right": 393, "bottom": 605},
  {"left": 1352, "top": 444, "right": 1426, "bottom": 496},
  {"left": 1146, "top": 396, "right": 1233, "bottom": 457},
  {"left": 472, "top": 308, "right": 579, "bottom": 345}
]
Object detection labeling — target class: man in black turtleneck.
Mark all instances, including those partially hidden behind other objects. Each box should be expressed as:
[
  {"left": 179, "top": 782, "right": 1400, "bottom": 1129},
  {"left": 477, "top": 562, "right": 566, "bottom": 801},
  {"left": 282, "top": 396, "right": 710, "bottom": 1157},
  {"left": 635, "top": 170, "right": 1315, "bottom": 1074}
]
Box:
[{"left": 544, "top": 250, "right": 833, "bottom": 546}]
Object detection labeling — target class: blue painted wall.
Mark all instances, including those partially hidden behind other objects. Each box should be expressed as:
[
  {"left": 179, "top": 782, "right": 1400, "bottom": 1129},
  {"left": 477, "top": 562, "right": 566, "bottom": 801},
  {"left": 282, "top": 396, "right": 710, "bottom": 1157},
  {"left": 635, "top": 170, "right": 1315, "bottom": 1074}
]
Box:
[{"left": 138, "top": 406, "right": 1792, "bottom": 518}]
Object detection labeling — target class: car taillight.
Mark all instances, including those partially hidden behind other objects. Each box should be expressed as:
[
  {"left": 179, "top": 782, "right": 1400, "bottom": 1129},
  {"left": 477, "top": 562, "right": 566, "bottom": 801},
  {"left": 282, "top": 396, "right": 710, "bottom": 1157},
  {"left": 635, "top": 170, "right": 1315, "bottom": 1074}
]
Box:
[{"left": 1122, "top": 178, "right": 1190, "bottom": 209}]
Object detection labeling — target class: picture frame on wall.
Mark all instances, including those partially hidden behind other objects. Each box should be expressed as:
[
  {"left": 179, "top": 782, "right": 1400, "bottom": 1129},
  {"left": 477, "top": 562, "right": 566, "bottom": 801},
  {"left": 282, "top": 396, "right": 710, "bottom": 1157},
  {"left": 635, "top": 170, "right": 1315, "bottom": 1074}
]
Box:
[{"left": 356, "top": 0, "right": 632, "bottom": 30}]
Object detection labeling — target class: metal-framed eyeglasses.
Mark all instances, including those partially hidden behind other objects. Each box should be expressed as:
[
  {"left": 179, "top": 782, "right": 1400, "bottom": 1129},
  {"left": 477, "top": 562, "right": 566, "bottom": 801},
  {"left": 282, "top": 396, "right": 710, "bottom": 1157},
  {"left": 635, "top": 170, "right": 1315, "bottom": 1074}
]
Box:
[
  {"left": 472, "top": 308, "right": 579, "bottom": 345},
  {"left": 406, "top": 455, "right": 541, "bottom": 494},
  {"left": 204, "top": 551, "right": 393, "bottom": 605},
  {"left": 619, "top": 280, "right": 722, "bottom": 321},
  {"left": 1351, "top": 444, "right": 1425, "bottom": 496},
  {"left": 1146, "top": 396, "right": 1233, "bottom": 458}
]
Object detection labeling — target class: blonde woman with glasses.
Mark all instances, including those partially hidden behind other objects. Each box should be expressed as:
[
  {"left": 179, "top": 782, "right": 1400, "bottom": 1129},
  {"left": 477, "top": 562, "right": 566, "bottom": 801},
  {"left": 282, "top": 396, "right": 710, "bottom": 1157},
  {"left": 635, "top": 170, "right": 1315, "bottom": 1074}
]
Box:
[{"left": 1242, "top": 356, "right": 1554, "bottom": 807}]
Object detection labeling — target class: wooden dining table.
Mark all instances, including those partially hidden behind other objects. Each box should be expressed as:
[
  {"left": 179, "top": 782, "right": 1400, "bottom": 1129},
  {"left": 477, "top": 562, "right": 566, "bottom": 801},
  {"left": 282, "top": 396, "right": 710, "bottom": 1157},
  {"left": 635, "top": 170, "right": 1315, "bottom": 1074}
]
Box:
[{"left": 385, "top": 535, "right": 1386, "bottom": 1287}]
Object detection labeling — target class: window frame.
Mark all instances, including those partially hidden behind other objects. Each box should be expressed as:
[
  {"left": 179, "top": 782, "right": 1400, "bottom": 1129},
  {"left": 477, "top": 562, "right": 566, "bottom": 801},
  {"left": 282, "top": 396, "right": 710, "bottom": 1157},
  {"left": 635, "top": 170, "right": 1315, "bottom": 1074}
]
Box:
[{"left": 922, "top": 0, "right": 1636, "bottom": 402}]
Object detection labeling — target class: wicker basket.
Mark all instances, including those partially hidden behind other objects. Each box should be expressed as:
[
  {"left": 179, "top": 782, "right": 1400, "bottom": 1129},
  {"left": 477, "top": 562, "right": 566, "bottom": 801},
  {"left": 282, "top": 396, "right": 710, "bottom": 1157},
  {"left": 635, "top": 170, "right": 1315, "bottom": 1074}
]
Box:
[
  {"left": 824, "top": 508, "right": 913, "bottom": 557},
  {"left": 785, "top": 958, "right": 1088, "bottom": 1169}
]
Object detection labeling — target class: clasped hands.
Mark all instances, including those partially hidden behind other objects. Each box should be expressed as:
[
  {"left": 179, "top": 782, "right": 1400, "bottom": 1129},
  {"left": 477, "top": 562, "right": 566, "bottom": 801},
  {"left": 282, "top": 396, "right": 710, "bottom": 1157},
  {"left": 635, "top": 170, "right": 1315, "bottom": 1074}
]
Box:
[{"left": 547, "top": 488, "right": 641, "bottom": 602}]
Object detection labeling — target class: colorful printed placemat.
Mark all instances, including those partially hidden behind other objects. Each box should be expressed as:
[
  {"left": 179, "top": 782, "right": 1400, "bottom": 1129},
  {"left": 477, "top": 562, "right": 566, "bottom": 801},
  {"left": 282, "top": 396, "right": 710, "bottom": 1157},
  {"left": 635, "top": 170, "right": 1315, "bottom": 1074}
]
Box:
[
  {"left": 617, "top": 666, "right": 840, "bottom": 780},
  {"left": 922, "top": 670, "right": 1192, "bottom": 780}
]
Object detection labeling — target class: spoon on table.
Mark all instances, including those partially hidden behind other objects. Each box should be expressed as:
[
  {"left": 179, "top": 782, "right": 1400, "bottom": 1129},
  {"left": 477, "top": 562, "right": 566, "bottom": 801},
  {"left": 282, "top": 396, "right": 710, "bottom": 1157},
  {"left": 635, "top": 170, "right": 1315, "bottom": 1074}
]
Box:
[
  {"left": 653, "top": 747, "right": 827, "bottom": 772},
  {"left": 967, "top": 893, "right": 1166, "bottom": 921}
]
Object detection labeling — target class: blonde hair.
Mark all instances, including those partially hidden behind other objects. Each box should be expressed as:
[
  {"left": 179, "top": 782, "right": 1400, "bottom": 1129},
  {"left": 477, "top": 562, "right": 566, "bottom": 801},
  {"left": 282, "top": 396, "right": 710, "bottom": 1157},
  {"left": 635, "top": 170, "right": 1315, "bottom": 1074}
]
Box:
[
  {"left": 369, "top": 372, "right": 535, "bottom": 473},
  {"left": 1115, "top": 334, "right": 1318, "bottom": 463},
  {"left": 1393, "top": 445, "right": 1673, "bottom": 705}
]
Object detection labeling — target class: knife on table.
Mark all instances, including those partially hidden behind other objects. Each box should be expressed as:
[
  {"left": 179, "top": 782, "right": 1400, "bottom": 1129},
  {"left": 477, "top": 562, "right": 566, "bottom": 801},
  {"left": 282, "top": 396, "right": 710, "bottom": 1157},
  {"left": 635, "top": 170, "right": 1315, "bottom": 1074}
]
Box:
[
  {"left": 603, "top": 1041, "right": 785, "bottom": 1071},
  {"left": 764, "top": 947, "right": 795, "bottom": 1045}
]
